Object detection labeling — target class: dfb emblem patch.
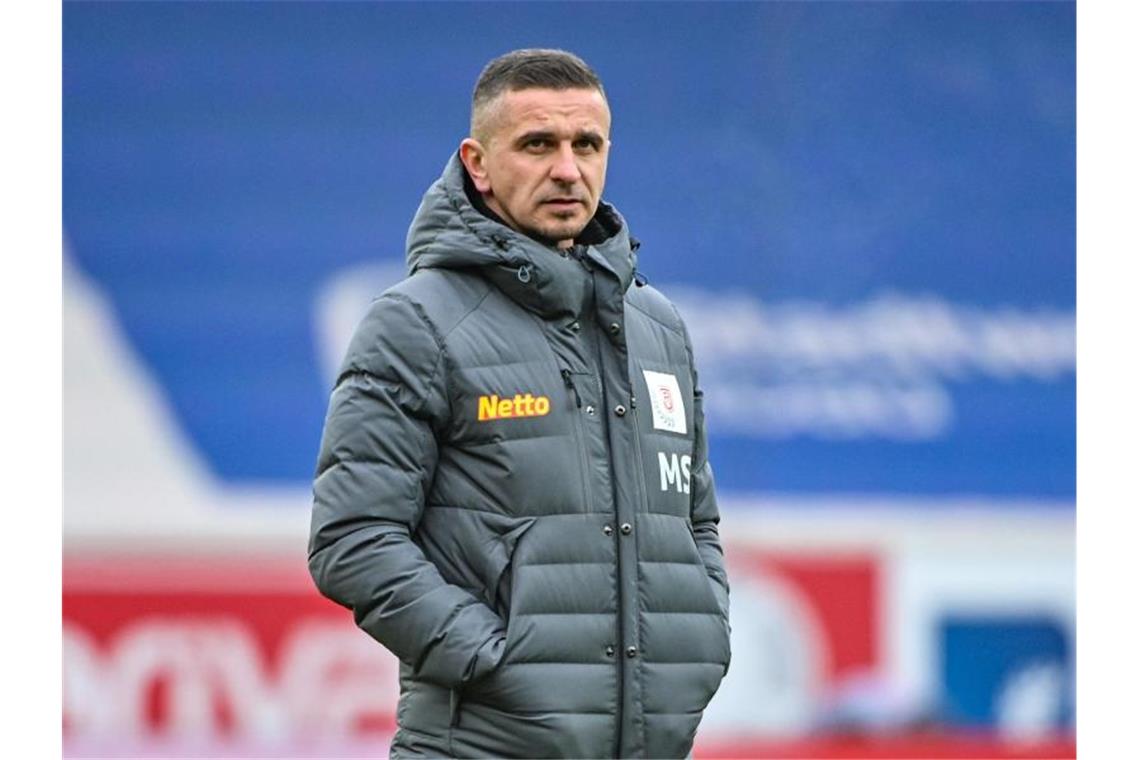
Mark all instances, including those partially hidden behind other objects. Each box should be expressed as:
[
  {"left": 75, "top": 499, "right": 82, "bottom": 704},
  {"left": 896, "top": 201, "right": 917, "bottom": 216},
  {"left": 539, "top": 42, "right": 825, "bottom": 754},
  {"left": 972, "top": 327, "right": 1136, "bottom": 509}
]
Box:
[{"left": 642, "top": 370, "right": 687, "bottom": 434}]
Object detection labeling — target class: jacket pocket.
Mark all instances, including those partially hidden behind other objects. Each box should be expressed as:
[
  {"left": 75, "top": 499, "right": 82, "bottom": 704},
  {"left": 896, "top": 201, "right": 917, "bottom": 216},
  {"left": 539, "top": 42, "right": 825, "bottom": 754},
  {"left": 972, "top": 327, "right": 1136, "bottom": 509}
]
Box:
[
  {"left": 488, "top": 519, "right": 534, "bottom": 623},
  {"left": 683, "top": 523, "right": 725, "bottom": 612},
  {"left": 684, "top": 522, "right": 732, "bottom": 671},
  {"left": 417, "top": 507, "right": 536, "bottom": 619},
  {"left": 443, "top": 515, "right": 536, "bottom": 741}
]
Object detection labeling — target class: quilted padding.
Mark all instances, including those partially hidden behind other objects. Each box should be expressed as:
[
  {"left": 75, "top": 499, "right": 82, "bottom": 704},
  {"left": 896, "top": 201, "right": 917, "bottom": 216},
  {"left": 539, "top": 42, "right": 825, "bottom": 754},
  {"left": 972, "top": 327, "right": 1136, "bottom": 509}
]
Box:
[{"left": 310, "top": 153, "right": 730, "bottom": 758}]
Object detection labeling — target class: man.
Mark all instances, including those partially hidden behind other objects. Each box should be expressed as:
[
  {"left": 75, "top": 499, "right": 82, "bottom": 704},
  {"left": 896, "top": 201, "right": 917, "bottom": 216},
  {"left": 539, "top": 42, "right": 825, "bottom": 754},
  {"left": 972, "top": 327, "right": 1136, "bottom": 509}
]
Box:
[{"left": 309, "top": 49, "right": 730, "bottom": 759}]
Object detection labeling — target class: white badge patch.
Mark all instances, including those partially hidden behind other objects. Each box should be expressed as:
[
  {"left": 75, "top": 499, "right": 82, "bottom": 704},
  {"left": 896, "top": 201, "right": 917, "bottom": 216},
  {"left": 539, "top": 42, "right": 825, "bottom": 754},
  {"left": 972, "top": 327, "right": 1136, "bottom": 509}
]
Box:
[{"left": 642, "top": 370, "right": 687, "bottom": 434}]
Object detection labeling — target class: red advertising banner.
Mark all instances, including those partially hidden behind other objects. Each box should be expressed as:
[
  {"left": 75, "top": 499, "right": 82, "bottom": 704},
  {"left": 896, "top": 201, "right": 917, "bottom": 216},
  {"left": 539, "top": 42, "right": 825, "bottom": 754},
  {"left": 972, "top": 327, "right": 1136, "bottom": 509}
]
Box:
[{"left": 63, "top": 548, "right": 1073, "bottom": 758}]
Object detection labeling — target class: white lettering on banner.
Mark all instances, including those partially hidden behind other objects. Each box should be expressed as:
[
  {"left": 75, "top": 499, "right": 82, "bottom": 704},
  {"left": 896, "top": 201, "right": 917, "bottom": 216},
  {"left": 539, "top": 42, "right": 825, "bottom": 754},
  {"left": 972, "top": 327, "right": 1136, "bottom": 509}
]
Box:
[
  {"left": 658, "top": 451, "right": 692, "bottom": 494},
  {"left": 63, "top": 620, "right": 400, "bottom": 744},
  {"left": 277, "top": 620, "right": 398, "bottom": 737},
  {"left": 705, "top": 381, "right": 953, "bottom": 441},
  {"left": 64, "top": 626, "right": 111, "bottom": 736},
  {"left": 107, "top": 621, "right": 281, "bottom": 739},
  {"left": 665, "top": 288, "right": 1076, "bottom": 440}
]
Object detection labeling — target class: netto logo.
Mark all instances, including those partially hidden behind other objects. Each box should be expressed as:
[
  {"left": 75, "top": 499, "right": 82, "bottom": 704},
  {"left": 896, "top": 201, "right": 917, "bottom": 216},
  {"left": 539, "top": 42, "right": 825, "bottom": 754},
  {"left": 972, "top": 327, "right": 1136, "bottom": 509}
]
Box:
[{"left": 477, "top": 393, "right": 551, "bottom": 421}]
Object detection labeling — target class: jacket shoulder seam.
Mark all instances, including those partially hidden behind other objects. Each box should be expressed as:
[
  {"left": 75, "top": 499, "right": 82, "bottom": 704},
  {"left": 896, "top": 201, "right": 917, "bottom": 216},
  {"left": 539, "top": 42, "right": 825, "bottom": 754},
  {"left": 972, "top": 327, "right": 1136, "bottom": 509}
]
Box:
[
  {"left": 625, "top": 297, "right": 685, "bottom": 339},
  {"left": 379, "top": 291, "right": 451, "bottom": 420},
  {"left": 439, "top": 280, "right": 496, "bottom": 342},
  {"left": 398, "top": 269, "right": 495, "bottom": 341}
]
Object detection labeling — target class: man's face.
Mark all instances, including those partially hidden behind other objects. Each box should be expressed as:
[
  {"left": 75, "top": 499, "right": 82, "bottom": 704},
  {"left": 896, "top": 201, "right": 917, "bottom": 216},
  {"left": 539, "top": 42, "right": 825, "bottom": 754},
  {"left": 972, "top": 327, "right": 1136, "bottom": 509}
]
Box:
[{"left": 460, "top": 87, "right": 611, "bottom": 249}]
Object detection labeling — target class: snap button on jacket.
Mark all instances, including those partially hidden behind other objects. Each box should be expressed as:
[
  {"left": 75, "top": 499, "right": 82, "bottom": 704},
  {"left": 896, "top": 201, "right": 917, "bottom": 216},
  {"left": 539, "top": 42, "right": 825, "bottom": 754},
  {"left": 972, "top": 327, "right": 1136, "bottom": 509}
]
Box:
[{"left": 309, "top": 153, "right": 731, "bottom": 759}]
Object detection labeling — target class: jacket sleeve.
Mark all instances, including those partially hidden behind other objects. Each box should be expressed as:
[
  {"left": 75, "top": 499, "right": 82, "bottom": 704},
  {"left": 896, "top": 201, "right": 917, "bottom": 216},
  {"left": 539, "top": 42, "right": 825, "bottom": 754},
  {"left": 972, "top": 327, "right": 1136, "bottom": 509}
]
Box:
[
  {"left": 677, "top": 310, "right": 731, "bottom": 626},
  {"left": 308, "top": 292, "right": 506, "bottom": 689}
]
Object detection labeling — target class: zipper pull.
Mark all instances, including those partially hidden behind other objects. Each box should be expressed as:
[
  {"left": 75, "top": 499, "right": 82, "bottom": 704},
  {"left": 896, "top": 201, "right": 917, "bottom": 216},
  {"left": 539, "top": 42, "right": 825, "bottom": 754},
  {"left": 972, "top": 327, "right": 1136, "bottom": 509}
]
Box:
[{"left": 560, "top": 369, "right": 582, "bottom": 408}]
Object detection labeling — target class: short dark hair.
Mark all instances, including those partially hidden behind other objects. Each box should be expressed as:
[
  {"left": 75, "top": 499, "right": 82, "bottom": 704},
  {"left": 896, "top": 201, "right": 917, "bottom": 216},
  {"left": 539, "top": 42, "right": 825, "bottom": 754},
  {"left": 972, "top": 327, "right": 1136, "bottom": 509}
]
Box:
[{"left": 471, "top": 49, "right": 606, "bottom": 139}]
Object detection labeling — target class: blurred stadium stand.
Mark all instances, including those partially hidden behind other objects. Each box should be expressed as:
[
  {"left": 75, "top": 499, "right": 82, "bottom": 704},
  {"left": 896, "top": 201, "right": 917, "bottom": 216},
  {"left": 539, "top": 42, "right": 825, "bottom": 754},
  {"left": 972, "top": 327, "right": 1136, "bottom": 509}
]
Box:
[{"left": 63, "top": 2, "right": 1074, "bottom": 757}]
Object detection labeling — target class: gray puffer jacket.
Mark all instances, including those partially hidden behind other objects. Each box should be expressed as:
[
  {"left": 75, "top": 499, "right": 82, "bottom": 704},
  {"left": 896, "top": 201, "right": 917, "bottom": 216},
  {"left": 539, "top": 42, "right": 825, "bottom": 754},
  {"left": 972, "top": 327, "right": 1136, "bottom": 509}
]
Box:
[{"left": 309, "top": 153, "right": 730, "bottom": 759}]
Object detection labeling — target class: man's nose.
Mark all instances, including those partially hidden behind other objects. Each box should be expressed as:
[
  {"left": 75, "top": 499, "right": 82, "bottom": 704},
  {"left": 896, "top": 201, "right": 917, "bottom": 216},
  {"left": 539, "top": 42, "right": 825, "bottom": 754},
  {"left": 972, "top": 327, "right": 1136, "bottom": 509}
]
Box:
[{"left": 549, "top": 143, "right": 582, "bottom": 183}]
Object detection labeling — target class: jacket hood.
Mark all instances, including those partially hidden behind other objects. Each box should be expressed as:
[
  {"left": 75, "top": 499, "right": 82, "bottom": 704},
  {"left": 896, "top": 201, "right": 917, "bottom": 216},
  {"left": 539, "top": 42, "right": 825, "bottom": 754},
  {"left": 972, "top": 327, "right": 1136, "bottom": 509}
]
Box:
[{"left": 405, "top": 152, "right": 638, "bottom": 319}]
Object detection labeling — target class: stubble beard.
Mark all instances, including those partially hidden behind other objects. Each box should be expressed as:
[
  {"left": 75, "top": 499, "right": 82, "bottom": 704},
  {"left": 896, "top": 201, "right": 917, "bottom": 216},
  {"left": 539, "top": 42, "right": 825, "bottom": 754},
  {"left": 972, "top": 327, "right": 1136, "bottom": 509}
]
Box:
[
  {"left": 531, "top": 222, "right": 586, "bottom": 249},
  {"left": 523, "top": 210, "right": 589, "bottom": 249}
]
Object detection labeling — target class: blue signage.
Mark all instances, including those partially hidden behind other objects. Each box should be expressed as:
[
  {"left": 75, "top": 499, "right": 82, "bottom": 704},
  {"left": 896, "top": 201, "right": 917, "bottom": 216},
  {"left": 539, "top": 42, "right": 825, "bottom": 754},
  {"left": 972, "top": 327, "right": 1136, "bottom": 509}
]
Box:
[{"left": 64, "top": 2, "right": 1074, "bottom": 501}]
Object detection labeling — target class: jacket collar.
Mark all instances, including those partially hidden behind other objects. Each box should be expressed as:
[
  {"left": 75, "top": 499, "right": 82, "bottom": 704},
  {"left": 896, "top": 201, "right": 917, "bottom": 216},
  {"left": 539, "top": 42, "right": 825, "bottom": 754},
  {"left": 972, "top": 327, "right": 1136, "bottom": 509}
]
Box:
[{"left": 406, "top": 152, "right": 637, "bottom": 319}]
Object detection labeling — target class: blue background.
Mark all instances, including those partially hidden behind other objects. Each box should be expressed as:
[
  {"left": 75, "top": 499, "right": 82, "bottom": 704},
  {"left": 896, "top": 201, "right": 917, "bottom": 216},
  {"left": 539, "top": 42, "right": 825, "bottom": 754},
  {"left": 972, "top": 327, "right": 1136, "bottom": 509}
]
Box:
[
  {"left": 63, "top": 1, "right": 1075, "bottom": 499},
  {"left": 941, "top": 615, "right": 1073, "bottom": 729}
]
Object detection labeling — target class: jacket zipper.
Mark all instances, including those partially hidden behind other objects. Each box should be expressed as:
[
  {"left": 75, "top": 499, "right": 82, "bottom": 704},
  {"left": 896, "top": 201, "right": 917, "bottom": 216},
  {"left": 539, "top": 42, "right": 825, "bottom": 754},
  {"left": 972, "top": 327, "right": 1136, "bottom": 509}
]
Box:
[
  {"left": 560, "top": 369, "right": 592, "bottom": 514},
  {"left": 626, "top": 391, "right": 653, "bottom": 756},
  {"left": 561, "top": 369, "right": 582, "bottom": 409},
  {"left": 588, "top": 330, "right": 629, "bottom": 758}
]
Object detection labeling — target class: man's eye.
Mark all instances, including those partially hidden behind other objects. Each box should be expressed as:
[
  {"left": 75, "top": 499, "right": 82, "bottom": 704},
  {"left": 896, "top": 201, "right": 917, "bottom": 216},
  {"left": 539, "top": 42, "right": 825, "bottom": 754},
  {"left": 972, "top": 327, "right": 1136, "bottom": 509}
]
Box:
[
  {"left": 524, "top": 139, "right": 550, "bottom": 151},
  {"left": 574, "top": 139, "right": 599, "bottom": 151}
]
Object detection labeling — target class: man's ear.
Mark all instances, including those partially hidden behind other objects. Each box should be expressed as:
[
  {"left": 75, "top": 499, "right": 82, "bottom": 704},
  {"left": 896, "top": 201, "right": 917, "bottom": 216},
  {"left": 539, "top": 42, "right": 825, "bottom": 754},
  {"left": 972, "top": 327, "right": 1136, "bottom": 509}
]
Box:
[{"left": 459, "top": 138, "right": 492, "bottom": 194}]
